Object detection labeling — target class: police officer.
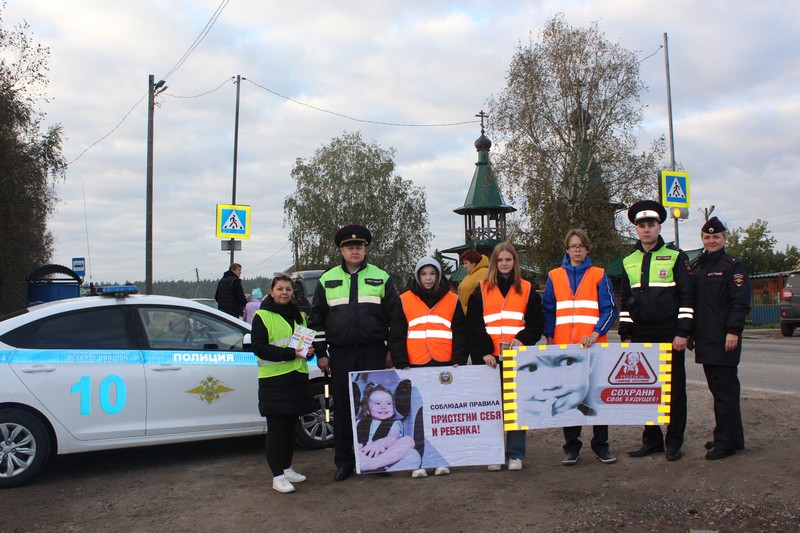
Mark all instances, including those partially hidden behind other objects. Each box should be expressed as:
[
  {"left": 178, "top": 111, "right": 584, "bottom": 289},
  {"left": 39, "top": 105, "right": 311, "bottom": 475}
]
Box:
[
  {"left": 687, "top": 216, "right": 751, "bottom": 460},
  {"left": 309, "top": 224, "right": 406, "bottom": 482},
  {"left": 620, "top": 200, "right": 693, "bottom": 461}
]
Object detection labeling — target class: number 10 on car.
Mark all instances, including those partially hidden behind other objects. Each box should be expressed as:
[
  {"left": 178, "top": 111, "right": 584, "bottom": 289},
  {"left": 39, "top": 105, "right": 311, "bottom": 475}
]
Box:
[{"left": 71, "top": 375, "right": 127, "bottom": 415}]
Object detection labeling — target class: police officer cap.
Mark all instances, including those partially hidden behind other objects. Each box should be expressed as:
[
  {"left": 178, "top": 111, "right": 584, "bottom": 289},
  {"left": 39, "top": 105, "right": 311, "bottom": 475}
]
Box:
[
  {"left": 701, "top": 216, "right": 726, "bottom": 234},
  {"left": 335, "top": 224, "right": 372, "bottom": 247},
  {"left": 628, "top": 200, "right": 667, "bottom": 224}
]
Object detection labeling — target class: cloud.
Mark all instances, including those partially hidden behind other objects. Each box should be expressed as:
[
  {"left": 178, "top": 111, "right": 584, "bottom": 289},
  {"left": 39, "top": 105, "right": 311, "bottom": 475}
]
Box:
[{"left": 6, "top": 0, "right": 799, "bottom": 284}]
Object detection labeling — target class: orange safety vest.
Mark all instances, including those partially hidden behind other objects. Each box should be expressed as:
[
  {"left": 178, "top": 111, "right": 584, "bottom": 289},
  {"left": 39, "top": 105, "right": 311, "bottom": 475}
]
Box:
[
  {"left": 401, "top": 291, "right": 458, "bottom": 365},
  {"left": 481, "top": 278, "right": 532, "bottom": 356},
  {"left": 549, "top": 266, "right": 607, "bottom": 345}
]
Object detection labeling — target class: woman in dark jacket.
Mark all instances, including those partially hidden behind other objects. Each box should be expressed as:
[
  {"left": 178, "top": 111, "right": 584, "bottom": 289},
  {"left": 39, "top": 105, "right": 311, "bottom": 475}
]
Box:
[
  {"left": 252, "top": 274, "right": 314, "bottom": 492},
  {"left": 688, "top": 217, "right": 751, "bottom": 460}
]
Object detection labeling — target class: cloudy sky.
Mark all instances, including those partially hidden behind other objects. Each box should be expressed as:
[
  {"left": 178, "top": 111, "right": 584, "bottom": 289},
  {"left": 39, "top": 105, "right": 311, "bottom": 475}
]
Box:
[{"left": 5, "top": 1, "right": 799, "bottom": 285}]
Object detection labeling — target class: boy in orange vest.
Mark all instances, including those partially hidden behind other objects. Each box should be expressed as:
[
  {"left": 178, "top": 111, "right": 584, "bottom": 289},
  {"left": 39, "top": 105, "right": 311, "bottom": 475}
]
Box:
[{"left": 541, "top": 229, "right": 617, "bottom": 466}]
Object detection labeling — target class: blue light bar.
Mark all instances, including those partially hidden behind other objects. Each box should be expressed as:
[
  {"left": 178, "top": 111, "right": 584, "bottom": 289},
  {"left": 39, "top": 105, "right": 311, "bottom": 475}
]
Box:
[{"left": 95, "top": 285, "right": 138, "bottom": 296}]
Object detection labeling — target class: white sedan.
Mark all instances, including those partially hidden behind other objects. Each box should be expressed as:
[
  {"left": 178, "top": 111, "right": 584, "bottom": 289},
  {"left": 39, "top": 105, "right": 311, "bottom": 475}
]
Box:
[{"left": 0, "top": 288, "right": 333, "bottom": 488}]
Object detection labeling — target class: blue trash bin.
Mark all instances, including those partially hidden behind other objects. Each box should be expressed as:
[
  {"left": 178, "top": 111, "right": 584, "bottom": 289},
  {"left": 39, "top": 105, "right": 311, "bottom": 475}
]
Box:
[{"left": 26, "top": 264, "right": 82, "bottom": 304}]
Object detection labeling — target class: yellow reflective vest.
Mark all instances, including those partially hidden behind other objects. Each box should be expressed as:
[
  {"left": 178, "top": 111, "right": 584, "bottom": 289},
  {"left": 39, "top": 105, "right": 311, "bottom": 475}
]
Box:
[{"left": 253, "top": 309, "right": 308, "bottom": 378}]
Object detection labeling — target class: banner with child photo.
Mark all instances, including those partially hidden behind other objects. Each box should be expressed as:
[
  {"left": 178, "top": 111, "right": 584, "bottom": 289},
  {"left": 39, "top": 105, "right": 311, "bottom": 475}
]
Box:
[
  {"left": 349, "top": 366, "right": 505, "bottom": 474},
  {"left": 502, "top": 342, "right": 673, "bottom": 430}
]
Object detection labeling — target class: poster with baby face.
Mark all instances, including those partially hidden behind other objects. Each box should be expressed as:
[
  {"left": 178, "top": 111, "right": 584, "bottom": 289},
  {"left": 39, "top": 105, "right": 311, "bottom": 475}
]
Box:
[
  {"left": 349, "top": 366, "right": 505, "bottom": 474},
  {"left": 503, "top": 342, "right": 673, "bottom": 430}
]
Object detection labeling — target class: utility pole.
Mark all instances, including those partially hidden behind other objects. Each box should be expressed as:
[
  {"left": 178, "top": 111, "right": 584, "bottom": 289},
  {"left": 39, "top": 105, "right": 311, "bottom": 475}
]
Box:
[
  {"left": 229, "top": 74, "right": 242, "bottom": 264},
  {"left": 663, "top": 33, "right": 680, "bottom": 248},
  {"left": 146, "top": 75, "right": 167, "bottom": 295}
]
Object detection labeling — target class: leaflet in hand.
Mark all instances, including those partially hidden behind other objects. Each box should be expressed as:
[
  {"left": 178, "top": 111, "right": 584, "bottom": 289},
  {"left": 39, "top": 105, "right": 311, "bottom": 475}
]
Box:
[{"left": 289, "top": 325, "right": 316, "bottom": 356}]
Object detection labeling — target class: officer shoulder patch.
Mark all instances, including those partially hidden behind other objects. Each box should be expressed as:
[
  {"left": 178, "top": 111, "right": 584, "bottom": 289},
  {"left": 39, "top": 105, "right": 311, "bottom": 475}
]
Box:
[
  {"left": 365, "top": 278, "right": 384, "bottom": 286},
  {"left": 733, "top": 273, "right": 745, "bottom": 287}
]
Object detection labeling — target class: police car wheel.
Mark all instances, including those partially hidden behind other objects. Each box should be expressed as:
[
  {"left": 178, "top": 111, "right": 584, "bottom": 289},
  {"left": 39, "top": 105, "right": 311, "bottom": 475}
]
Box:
[
  {"left": 780, "top": 323, "right": 795, "bottom": 337},
  {"left": 295, "top": 381, "right": 334, "bottom": 450},
  {"left": 0, "top": 409, "right": 51, "bottom": 488}
]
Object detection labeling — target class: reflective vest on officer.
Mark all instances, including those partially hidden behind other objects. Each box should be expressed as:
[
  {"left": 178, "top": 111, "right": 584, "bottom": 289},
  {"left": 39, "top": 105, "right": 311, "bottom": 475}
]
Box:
[
  {"left": 549, "top": 266, "right": 607, "bottom": 345},
  {"left": 620, "top": 246, "right": 693, "bottom": 326},
  {"left": 400, "top": 290, "right": 458, "bottom": 365},
  {"left": 321, "top": 264, "right": 388, "bottom": 307},
  {"left": 622, "top": 247, "right": 680, "bottom": 290},
  {"left": 253, "top": 310, "right": 309, "bottom": 378},
  {"left": 481, "top": 278, "right": 532, "bottom": 356}
]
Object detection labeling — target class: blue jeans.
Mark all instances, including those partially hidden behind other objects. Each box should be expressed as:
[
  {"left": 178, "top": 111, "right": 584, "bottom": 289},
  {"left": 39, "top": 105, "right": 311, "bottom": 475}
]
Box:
[{"left": 506, "top": 430, "right": 526, "bottom": 460}]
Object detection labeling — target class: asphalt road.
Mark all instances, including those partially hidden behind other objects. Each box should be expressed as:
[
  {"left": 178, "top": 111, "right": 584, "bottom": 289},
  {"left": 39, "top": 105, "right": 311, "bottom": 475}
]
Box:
[
  {"left": 605, "top": 329, "right": 799, "bottom": 396},
  {"left": 694, "top": 331, "right": 799, "bottom": 395}
]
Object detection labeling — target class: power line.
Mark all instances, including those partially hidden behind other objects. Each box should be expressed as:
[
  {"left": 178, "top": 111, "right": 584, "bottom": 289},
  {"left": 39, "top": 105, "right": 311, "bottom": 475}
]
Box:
[
  {"left": 66, "top": 94, "right": 146, "bottom": 166},
  {"left": 66, "top": 2, "right": 231, "bottom": 166},
  {"left": 161, "top": 0, "right": 230, "bottom": 81},
  {"left": 245, "top": 78, "right": 478, "bottom": 128},
  {"left": 165, "top": 77, "right": 234, "bottom": 99}
]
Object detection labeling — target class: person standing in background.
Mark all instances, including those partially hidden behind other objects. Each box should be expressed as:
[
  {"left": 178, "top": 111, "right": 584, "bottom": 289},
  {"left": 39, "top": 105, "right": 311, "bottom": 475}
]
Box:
[
  {"left": 243, "top": 287, "right": 263, "bottom": 324},
  {"left": 215, "top": 263, "right": 248, "bottom": 318},
  {"left": 457, "top": 249, "right": 489, "bottom": 314}
]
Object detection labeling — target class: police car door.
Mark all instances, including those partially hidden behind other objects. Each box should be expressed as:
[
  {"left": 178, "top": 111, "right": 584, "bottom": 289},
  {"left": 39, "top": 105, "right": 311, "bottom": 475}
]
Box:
[
  {"left": 136, "top": 306, "right": 260, "bottom": 434},
  {"left": 7, "top": 306, "right": 147, "bottom": 440}
]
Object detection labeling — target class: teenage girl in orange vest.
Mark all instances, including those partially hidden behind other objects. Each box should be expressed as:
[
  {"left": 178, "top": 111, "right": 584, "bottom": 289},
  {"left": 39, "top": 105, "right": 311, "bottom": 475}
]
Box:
[
  {"left": 541, "top": 229, "right": 618, "bottom": 466},
  {"left": 466, "top": 242, "right": 544, "bottom": 472},
  {"left": 399, "top": 257, "right": 468, "bottom": 478}
]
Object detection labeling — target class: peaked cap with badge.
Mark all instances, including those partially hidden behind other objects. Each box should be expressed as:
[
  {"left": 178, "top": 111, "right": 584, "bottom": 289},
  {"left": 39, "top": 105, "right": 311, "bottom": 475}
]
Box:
[
  {"left": 627, "top": 200, "right": 667, "bottom": 225},
  {"left": 701, "top": 216, "right": 726, "bottom": 234},
  {"left": 335, "top": 224, "right": 372, "bottom": 247}
]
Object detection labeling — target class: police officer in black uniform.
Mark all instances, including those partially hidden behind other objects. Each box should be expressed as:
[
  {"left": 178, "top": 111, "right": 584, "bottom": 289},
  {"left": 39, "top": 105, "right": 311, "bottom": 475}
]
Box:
[
  {"left": 619, "top": 200, "right": 693, "bottom": 461},
  {"left": 687, "top": 216, "right": 751, "bottom": 460},
  {"left": 309, "top": 224, "right": 406, "bottom": 482}
]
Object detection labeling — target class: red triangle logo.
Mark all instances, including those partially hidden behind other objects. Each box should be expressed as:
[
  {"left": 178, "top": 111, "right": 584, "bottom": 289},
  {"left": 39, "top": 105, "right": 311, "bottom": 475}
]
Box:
[{"left": 608, "top": 351, "right": 658, "bottom": 384}]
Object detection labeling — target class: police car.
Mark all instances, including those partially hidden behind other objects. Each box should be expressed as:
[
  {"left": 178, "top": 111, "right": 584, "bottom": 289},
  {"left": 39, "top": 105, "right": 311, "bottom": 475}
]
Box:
[{"left": 0, "top": 287, "right": 333, "bottom": 488}]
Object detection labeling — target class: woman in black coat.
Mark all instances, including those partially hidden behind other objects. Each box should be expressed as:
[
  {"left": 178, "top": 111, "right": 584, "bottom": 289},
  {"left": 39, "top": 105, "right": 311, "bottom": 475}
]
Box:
[
  {"left": 252, "top": 275, "right": 315, "bottom": 492},
  {"left": 688, "top": 217, "right": 751, "bottom": 460}
]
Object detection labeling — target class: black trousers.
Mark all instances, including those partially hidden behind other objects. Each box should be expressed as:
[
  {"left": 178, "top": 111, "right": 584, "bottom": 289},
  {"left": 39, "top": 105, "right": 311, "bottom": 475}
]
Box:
[
  {"left": 703, "top": 364, "right": 744, "bottom": 451},
  {"left": 632, "top": 335, "right": 687, "bottom": 449},
  {"left": 563, "top": 425, "right": 609, "bottom": 454},
  {"left": 329, "top": 343, "right": 388, "bottom": 470},
  {"left": 264, "top": 414, "right": 298, "bottom": 476}
]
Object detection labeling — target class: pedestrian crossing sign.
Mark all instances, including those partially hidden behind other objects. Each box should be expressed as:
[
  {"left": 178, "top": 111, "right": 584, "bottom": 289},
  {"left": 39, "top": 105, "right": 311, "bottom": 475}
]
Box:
[
  {"left": 216, "top": 204, "right": 251, "bottom": 239},
  {"left": 659, "top": 170, "right": 690, "bottom": 208}
]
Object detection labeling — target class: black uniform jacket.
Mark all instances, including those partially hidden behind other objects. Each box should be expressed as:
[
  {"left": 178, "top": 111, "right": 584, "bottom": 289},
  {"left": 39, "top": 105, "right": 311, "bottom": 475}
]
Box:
[
  {"left": 309, "top": 259, "right": 406, "bottom": 363},
  {"left": 689, "top": 248, "right": 751, "bottom": 366}
]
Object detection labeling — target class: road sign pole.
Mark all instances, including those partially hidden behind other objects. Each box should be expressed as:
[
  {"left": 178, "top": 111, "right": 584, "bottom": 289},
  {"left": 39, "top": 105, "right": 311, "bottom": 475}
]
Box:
[{"left": 663, "top": 33, "right": 679, "bottom": 246}]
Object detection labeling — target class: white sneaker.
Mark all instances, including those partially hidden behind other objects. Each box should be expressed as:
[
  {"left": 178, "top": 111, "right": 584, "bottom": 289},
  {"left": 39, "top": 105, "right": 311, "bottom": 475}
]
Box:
[
  {"left": 283, "top": 468, "right": 307, "bottom": 483},
  {"left": 487, "top": 464, "right": 502, "bottom": 471},
  {"left": 508, "top": 458, "right": 523, "bottom": 471},
  {"left": 411, "top": 468, "right": 428, "bottom": 478},
  {"left": 272, "top": 476, "right": 295, "bottom": 493},
  {"left": 434, "top": 467, "right": 450, "bottom": 476}
]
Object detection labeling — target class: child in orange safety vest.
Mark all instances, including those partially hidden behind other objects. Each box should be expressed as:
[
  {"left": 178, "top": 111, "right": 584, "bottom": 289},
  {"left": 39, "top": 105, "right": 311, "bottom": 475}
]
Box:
[
  {"left": 398, "top": 256, "right": 468, "bottom": 479},
  {"left": 541, "top": 228, "right": 618, "bottom": 467}
]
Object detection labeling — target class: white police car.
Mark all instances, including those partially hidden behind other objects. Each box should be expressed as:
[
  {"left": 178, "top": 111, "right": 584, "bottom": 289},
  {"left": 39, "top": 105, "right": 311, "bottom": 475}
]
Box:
[{"left": 0, "top": 287, "right": 333, "bottom": 488}]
